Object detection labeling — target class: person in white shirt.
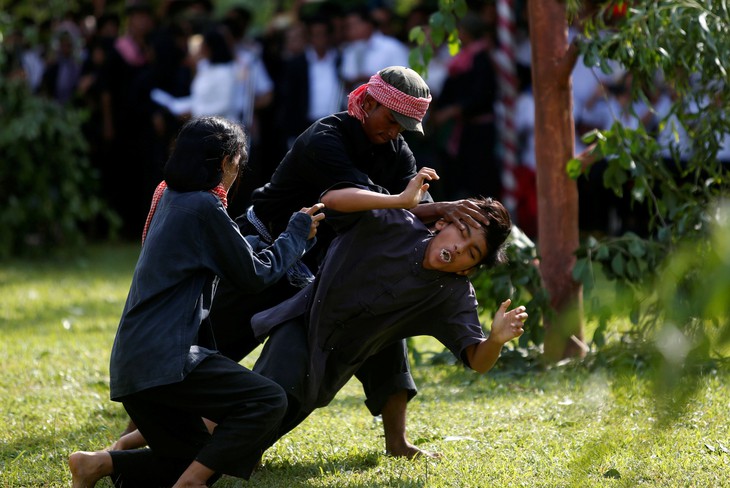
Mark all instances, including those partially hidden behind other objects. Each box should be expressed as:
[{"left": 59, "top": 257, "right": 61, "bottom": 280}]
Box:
[
  {"left": 223, "top": 6, "right": 274, "bottom": 131},
  {"left": 304, "top": 18, "right": 345, "bottom": 123},
  {"left": 191, "top": 27, "right": 238, "bottom": 121},
  {"left": 278, "top": 14, "right": 346, "bottom": 149},
  {"left": 340, "top": 6, "right": 410, "bottom": 92},
  {"left": 150, "top": 26, "right": 238, "bottom": 122}
]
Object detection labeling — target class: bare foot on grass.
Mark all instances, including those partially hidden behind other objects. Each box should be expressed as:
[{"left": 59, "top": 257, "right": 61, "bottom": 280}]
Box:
[
  {"left": 69, "top": 451, "right": 112, "bottom": 488},
  {"left": 386, "top": 441, "right": 441, "bottom": 459}
]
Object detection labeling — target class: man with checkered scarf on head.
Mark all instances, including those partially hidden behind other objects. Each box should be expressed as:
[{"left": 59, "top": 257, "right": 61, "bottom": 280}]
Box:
[{"left": 205, "top": 66, "right": 494, "bottom": 459}]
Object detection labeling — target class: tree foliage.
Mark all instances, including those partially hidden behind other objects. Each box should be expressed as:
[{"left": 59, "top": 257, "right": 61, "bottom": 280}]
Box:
[
  {"left": 0, "top": 76, "right": 119, "bottom": 258},
  {"left": 0, "top": 7, "right": 122, "bottom": 258},
  {"left": 408, "top": 0, "right": 467, "bottom": 73},
  {"left": 568, "top": 0, "right": 729, "bottom": 364},
  {"left": 410, "top": 1, "right": 729, "bottom": 371}
]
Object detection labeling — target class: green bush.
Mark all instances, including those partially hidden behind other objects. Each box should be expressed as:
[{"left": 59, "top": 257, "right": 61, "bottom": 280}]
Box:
[
  {"left": 569, "top": 1, "right": 730, "bottom": 348},
  {"left": 0, "top": 77, "right": 118, "bottom": 258}
]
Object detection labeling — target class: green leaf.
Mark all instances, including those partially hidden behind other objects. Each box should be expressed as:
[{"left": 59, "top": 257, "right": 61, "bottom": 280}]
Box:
[
  {"left": 447, "top": 34, "right": 461, "bottom": 56},
  {"left": 596, "top": 245, "right": 610, "bottom": 261},
  {"left": 627, "top": 258, "right": 639, "bottom": 280},
  {"left": 566, "top": 158, "right": 584, "bottom": 179},
  {"left": 454, "top": 0, "right": 468, "bottom": 18},
  {"left": 592, "top": 323, "right": 606, "bottom": 348},
  {"left": 572, "top": 257, "right": 591, "bottom": 284},
  {"left": 408, "top": 26, "right": 425, "bottom": 44},
  {"left": 430, "top": 11, "right": 444, "bottom": 29},
  {"left": 430, "top": 20, "right": 445, "bottom": 46},
  {"left": 628, "top": 239, "right": 646, "bottom": 258},
  {"left": 611, "top": 253, "right": 625, "bottom": 276},
  {"left": 443, "top": 11, "right": 456, "bottom": 34}
]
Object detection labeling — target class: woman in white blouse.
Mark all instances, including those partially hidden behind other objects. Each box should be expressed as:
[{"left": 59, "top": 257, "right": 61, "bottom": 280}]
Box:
[{"left": 151, "top": 26, "right": 238, "bottom": 122}]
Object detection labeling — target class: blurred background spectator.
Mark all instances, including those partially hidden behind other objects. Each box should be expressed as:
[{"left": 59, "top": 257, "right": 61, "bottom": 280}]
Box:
[{"left": 3, "top": 0, "right": 713, "bottom": 244}]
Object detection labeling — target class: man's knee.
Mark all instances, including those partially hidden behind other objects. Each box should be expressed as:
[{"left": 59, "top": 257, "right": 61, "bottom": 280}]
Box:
[{"left": 257, "top": 381, "right": 289, "bottom": 419}]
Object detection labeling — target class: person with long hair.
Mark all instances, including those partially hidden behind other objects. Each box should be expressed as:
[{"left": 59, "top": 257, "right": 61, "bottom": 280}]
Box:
[{"left": 68, "top": 116, "right": 324, "bottom": 488}]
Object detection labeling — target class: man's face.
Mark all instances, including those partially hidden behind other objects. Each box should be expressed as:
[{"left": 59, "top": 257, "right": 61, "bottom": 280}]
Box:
[
  {"left": 422, "top": 220, "right": 488, "bottom": 274},
  {"left": 361, "top": 97, "right": 405, "bottom": 144},
  {"left": 309, "top": 22, "right": 331, "bottom": 53},
  {"left": 344, "top": 13, "right": 372, "bottom": 42}
]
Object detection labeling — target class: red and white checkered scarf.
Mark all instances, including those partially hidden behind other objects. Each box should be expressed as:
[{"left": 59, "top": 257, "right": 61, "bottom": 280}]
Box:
[
  {"left": 347, "top": 73, "right": 431, "bottom": 125},
  {"left": 141, "top": 181, "right": 228, "bottom": 244}
]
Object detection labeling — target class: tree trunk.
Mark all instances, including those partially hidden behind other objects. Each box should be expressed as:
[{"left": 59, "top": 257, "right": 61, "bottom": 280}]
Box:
[{"left": 527, "top": 0, "right": 585, "bottom": 361}]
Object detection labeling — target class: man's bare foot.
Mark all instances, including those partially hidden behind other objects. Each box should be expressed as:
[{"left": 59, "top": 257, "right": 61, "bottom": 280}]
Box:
[
  {"left": 68, "top": 451, "right": 113, "bottom": 488},
  {"left": 386, "top": 441, "right": 441, "bottom": 459}
]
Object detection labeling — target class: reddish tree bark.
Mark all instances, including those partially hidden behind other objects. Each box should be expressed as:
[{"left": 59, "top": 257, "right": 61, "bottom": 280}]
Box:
[{"left": 527, "top": 0, "right": 585, "bottom": 360}]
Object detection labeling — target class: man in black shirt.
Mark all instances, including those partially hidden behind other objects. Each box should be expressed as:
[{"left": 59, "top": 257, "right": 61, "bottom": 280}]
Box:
[
  {"left": 248, "top": 180, "right": 526, "bottom": 449},
  {"left": 209, "top": 66, "right": 491, "bottom": 458}
]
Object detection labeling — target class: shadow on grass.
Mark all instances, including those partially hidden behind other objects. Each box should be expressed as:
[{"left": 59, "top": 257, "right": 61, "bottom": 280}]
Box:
[{"left": 240, "top": 450, "right": 427, "bottom": 488}]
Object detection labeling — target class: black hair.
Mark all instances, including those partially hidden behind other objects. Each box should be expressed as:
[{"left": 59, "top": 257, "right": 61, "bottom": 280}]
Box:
[
  {"left": 302, "top": 13, "right": 333, "bottom": 32},
  {"left": 458, "top": 10, "right": 489, "bottom": 40},
  {"left": 224, "top": 6, "right": 252, "bottom": 40},
  {"left": 203, "top": 27, "right": 234, "bottom": 64},
  {"left": 470, "top": 196, "right": 512, "bottom": 268},
  {"left": 97, "top": 13, "right": 121, "bottom": 30},
  {"left": 345, "top": 5, "right": 376, "bottom": 26},
  {"left": 164, "top": 116, "right": 247, "bottom": 192}
]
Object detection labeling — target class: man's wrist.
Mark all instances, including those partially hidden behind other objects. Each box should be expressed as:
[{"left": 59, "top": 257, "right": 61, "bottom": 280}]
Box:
[{"left": 485, "top": 335, "right": 506, "bottom": 349}]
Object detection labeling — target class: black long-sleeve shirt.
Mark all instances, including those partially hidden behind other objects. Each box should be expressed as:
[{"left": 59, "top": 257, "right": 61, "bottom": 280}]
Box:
[
  {"left": 110, "top": 189, "right": 312, "bottom": 400},
  {"left": 252, "top": 206, "right": 485, "bottom": 411},
  {"left": 250, "top": 112, "right": 431, "bottom": 260}
]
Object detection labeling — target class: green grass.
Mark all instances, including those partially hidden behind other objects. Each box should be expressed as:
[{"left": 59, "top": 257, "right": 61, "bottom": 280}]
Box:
[{"left": 1, "top": 244, "right": 728, "bottom": 487}]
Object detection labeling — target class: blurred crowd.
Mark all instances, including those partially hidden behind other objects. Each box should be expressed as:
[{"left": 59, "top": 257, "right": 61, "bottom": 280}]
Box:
[{"left": 3, "top": 0, "right": 723, "bottom": 241}]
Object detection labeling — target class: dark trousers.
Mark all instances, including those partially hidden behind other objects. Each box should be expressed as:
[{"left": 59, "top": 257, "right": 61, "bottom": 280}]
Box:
[
  {"left": 205, "top": 222, "right": 417, "bottom": 417},
  {"left": 109, "top": 354, "right": 287, "bottom": 486},
  {"left": 252, "top": 320, "right": 415, "bottom": 449},
  {"left": 207, "top": 277, "right": 416, "bottom": 416}
]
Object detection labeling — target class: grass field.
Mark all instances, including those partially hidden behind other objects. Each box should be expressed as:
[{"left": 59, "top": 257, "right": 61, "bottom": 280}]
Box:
[{"left": 1, "top": 243, "right": 728, "bottom": 487}]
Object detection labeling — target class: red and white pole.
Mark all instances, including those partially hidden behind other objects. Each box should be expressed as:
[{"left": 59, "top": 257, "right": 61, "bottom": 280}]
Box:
[{"left": 495, "top": 0, "right": 518, "bottom": 215}]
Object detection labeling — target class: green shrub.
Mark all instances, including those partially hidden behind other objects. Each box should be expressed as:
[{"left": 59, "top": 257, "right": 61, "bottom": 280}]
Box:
[{"left": 0, "top": 77, "right": 118, "bottom": 258}]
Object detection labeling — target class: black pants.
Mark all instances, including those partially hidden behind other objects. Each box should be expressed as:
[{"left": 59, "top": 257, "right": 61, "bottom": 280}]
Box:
[
  {"left": 205, "top": 222, "right": 417, "bottom": 417},
  {"left": 252, "top": 319, "right": 417, "bottom": 445},
  {"left": 109, "top": 354, "right": 287, "bottom": 486}
]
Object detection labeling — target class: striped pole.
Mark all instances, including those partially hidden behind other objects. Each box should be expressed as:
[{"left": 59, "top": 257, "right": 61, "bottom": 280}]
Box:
[{"left": 494, "top": 0, "right": 519, "bottom": 216}]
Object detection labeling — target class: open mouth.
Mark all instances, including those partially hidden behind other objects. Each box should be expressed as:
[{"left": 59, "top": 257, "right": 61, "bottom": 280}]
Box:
[{"left": 440, "top": 249, "right": 452, "bottom": 263}]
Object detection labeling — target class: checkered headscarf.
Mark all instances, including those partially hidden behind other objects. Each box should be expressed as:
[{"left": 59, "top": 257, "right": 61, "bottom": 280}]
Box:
[
  {"left": 347, "top": 73, "right": 431, "bottom": 125},
  {"left": 142, "top": 181, "right": 228, "bottom": 244}
]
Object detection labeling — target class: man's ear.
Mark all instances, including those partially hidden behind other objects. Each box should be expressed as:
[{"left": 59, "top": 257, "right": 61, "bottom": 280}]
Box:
[
  {"left": 221, "top": 154, "right": 236, "bottom": 172},
  {"left": 455, "top": 267, "right": 475, "bottom": 276},
  {"left": 362, "top": 93, "right": 378, "bottom": 112},
  {"left": 220, "top": 154, "right": 230, "bottom": 170},
  {"left": 433, "top": 219, "right": 448, "bottom": 232}
]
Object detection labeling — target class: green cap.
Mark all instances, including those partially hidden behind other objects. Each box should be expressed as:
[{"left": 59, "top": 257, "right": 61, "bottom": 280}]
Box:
[{"left": 378, "top": 66, "right": 431, "bottom": 135}]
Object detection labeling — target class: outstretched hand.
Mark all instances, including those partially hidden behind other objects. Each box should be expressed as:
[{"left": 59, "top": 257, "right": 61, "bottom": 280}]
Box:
[
  {"left": 399, "top": 167, "right": 439, "bottom": 209},
  {"left": 299, "top": 203, "right": 326, "bottom": 239},
  {"left": 489, "top": 299, "right": 528, "bottom": 345}
]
